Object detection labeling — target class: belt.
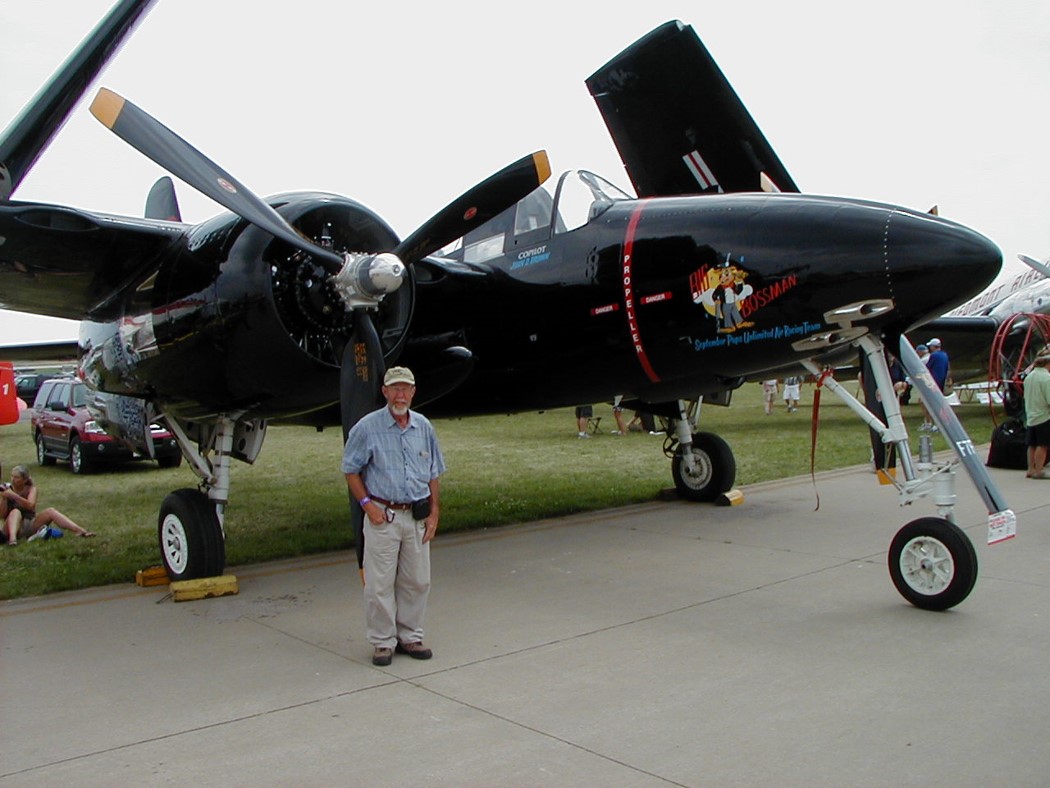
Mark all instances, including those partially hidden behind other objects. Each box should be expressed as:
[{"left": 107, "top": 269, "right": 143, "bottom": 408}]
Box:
[{"left": 371, "top": 496, "right": 413, "bottom": 511}]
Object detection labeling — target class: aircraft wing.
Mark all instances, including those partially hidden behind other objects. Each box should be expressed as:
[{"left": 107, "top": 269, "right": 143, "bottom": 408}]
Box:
[
  {"left": 0, "top": 202, "right": 183, "bottom": 321},
  {"left": 586, "top": 20, "right": 799, "bottom": 197},
  {"left": 0, "top": 341, "right": 79, "bottom": 363},
  {"left": 917, "top": 315, "right": 1001, "bottom": 383}
]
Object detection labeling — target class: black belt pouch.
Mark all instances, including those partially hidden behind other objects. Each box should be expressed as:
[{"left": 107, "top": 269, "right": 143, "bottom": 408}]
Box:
[{"left": 412, "top": 497, "right": 432, "bottom": 520}]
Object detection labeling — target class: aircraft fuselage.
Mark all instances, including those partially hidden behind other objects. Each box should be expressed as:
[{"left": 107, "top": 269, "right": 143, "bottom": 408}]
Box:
[{"left": 77, "top": 189, "right": 1000, "bottom": 421}]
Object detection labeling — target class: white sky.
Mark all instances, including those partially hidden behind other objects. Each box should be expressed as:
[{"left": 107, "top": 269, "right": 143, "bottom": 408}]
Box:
[{"left": 2, "top": 0, "right": 1048, "bottom": 344}]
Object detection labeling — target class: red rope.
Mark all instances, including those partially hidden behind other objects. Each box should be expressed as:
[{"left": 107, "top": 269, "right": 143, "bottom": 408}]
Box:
[{"left": 810, "top": 369, "right": 834, "bottom": 510}]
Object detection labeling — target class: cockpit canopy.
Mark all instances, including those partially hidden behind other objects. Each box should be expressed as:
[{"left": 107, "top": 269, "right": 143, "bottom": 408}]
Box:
[{"left": 442, "top": 170, "right": 631, "bottom": 264}]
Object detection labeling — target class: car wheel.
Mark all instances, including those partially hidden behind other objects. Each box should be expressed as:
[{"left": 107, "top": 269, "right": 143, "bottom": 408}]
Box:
[
  {"left": 157, "top": 454, "right": 183, "bottom": 469},
  {"left": 69, "top": 436, "right": 90, "bottom": 474},
  {"left": 36, "top": 433, "right": 55, "bottom": 466}
]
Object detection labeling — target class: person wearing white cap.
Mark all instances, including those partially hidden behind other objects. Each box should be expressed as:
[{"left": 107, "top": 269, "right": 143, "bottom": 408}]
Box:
[
  {"left": 1024, "top": 353, "right": 1050, "bottom": 479},
  {"left": 918, "top": 338, "right": 951, "bottom": 434},
  {"left": 342, "top": 366, "right": 447, "bottom": 666},
  {"left": 926, "top": 338, "right": 949, "bottom": 392}
]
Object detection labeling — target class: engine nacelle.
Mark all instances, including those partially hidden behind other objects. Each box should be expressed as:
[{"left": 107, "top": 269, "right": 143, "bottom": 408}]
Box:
[{"left": 80, "top": 192, "right": 415, "bottom": 421}]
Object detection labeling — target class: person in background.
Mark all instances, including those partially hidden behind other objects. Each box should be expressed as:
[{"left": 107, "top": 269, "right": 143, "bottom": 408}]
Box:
[
  {"left": 926, "top": 338, "right": 950, "bottom": 393},
  {"left": 610, "top": 396, "right": 628, "bottom": 435},
  {"left": 1, "top": 465, "right": 95, "bottom": 545},
  {"left": 921, "top": 338, "right": 950, "bottom": 433},
  {"left": 342, "top": 366, "right": 446, "bottom": 666},
  {"left": 627, "top": 410, "right": 659, "bottom": 434},
  {"left": 575, "top": 405, "right": 593, "bottom": 439},
  {"left": 1023, "top": 352, "right": 1050, "bottom": 479},
  {"left": 782, "top": 376, "right": 802, "bottom": 413},
  {"left": 761, "top": 379, "right": 778, "bottom": 415}
]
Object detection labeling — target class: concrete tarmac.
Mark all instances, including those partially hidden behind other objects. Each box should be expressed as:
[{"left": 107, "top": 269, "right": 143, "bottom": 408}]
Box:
[{"left": 2, "top": 458, "right": 1048, "bottom": 786}]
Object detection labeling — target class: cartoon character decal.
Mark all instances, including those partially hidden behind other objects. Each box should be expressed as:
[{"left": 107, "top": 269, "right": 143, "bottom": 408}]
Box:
[{"left": 691, "top": 256, "right": 754, "bottom": 333}]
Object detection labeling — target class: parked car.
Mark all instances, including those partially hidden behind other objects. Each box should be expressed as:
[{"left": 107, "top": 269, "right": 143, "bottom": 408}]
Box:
[
  {"left": 31, "top": 377, "right": 182, "bottom": 474},
  {"left": 15, "top": 371, "right": 62, "bottom": 405}
]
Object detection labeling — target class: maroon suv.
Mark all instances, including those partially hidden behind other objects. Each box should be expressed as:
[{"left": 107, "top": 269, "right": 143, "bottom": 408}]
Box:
[{"left": 31, "top": 377, "right": 182, "bottom": 474}]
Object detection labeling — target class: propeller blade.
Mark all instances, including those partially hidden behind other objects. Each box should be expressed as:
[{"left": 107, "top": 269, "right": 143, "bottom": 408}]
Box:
[
  {"left": 394, "top": 151, "right": 551, "bottom": 265},
  {"left": 1019, "top": 254, "right": 1050, "bottom": 279},
  {"left": 90, "top": 88, "right": 344, "bottom": 272},
  {"left": 340, "top": 311, "right": 385, "bottom": 570}
]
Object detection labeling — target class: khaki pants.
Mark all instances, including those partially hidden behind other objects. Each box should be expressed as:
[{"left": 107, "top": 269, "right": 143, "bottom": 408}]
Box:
[{"left": 363, "top": 509, "right": 431, "bottom": 648}]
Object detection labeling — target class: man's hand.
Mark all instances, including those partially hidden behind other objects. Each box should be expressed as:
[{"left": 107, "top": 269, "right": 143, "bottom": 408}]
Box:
[
  {"left": 422, "top": 512, "right": 439, "bottom": 544},
  {"left": 364, "top": 502, "right": 387, "bottom": 526}
]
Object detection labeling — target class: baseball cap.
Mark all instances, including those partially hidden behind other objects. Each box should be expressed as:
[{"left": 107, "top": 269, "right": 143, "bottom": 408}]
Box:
[
  {"left": 916, "top": 344, "right": 928, "bottom": 353},
  {"left": 928, "top": 338, "right": 942, "bottom": 347},
  {"left": 383, "top": 366, "right": 415, "bottom": 386}
]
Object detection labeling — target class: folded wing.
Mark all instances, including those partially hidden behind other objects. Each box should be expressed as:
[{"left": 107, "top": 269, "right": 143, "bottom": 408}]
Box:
[{"left": 586, "top": 20, "right": 798, "bottom": 197}]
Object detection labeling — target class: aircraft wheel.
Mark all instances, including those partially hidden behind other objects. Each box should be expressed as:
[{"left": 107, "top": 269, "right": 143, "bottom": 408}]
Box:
[
  {"left": 158, "top": 489, "right": 226, "bottom": 581},
  {"left": 672, "top": 431, "right": 736, "bottom": 502},
  {"left": 888, "top": 517, "right": 978, "bottom": 610},
  {"left": 36, "top": 433, "right": 55, "bottom": 466},
  {"left": 69, "top": 437, "right": 91, "bottom": 475}
]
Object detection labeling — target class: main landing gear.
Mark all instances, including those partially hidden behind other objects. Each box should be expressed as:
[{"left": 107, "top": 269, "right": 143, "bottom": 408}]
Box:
[
  {"left": 155, "top": 413, "right": 267, "bottom": 581},
  {"left": 664, "top": 399, "right": 736, "bottom": 502}
]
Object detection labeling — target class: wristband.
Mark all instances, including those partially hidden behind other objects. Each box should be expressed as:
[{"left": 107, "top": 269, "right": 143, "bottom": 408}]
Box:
[{"left": 358, "top": 496, "right": 372, "bottom": 507}]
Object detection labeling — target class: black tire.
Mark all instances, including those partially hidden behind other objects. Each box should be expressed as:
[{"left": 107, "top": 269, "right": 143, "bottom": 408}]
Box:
[
  {"left": 157, "top": 453, "right": 183, "bottom": 469},
  {"left": 158, "top": 489, "right": 225, "bottom": 581},
  {"left": 672, "top": 431, "right": 736, "bottom": 502},
  {"left": 36, "top": 433, "right": 55, "bottom": 466},
  {"left": 888, "top": 517, "right": 978, "bottom": 610},
  {"left": 69, "top": 436, "right": 90, "bottom": 475}
]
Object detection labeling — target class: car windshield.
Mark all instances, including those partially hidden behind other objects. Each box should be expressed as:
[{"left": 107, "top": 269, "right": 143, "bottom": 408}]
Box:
[{"left": 71, "top": 383, "right": 87, "bottom": 408}]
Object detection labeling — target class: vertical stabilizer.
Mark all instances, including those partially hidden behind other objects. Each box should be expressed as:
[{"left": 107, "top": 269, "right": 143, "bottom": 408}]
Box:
[{"left": 145, "top": 176, "right": 182, "bottom": 221}]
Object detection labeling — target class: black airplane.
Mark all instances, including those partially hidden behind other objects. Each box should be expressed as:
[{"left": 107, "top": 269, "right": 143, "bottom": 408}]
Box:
[{"left": 0, "top": 3, "right": 1013, "bottom": 609}]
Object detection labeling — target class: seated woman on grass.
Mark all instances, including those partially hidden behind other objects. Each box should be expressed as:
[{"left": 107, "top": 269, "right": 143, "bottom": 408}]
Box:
[{"left": 0, "top": 465, "right": 95, "bottom": 545}]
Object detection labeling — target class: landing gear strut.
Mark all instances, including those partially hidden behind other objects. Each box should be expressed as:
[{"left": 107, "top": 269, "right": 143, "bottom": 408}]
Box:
[{"left": 156, "top": 413, "right": 267, "bottom": 580}]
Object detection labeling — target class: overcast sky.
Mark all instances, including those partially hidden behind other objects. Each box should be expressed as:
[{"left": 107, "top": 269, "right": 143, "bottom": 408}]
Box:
[{"left": 2, "top": 0, "right": 1048, "bottom": 344}]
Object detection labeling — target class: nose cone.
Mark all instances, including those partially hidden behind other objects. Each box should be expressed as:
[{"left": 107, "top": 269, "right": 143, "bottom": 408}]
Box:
[{"left": 887, "top": 209, "right": 1002, "bottom": 328}]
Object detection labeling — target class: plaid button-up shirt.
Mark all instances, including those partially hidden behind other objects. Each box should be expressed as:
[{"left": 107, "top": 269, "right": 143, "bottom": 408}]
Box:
[{"left": 341, "top": 407, "right": 446, "bottom": 502}]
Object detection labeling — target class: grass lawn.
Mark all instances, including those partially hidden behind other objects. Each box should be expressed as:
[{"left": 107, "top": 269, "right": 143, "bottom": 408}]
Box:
[{"left": 0, "top": 381, "right": 1006, "bottom": 600}]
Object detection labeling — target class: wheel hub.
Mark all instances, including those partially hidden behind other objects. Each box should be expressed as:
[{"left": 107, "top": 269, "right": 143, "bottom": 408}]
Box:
[
  {"left": 899, "top": 537, "right": 954, "bottom": 594},
  {"left": 160, "top": 515, "right": 189, "bottom": 574}
]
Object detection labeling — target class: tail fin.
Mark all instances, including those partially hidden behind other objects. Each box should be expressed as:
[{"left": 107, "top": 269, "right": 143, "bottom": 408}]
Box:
[
  {"left": 145, "top": 176, "right": 182, "bottom": 221},
  {"left": 0, "top": 362, "right": 19, "bottom": 425}
]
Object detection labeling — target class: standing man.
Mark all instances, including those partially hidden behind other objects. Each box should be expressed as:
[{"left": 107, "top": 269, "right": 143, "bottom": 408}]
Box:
[
  {"left": 923, "top": 338, "right": 950, "bottom": 432},
  {"left": 1024, "top": 352, "right": 1050, "bottom": 479},
  {"left": 782, "top": 376, "right": 802, "bottom": 412},
  {"left": 761, "top": 379, "right": 778, "bottom": 415},
  {"left": 343, "top": 366, "right": 446, "bottom": 666},
  {"left": 926, "top": 338, "right": 950, "bottom": 393}
]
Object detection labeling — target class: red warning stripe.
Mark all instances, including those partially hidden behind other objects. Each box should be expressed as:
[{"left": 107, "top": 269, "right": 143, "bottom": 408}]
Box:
[{"left": 622, "top": 203, "right": 660, "bottom": 383}]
